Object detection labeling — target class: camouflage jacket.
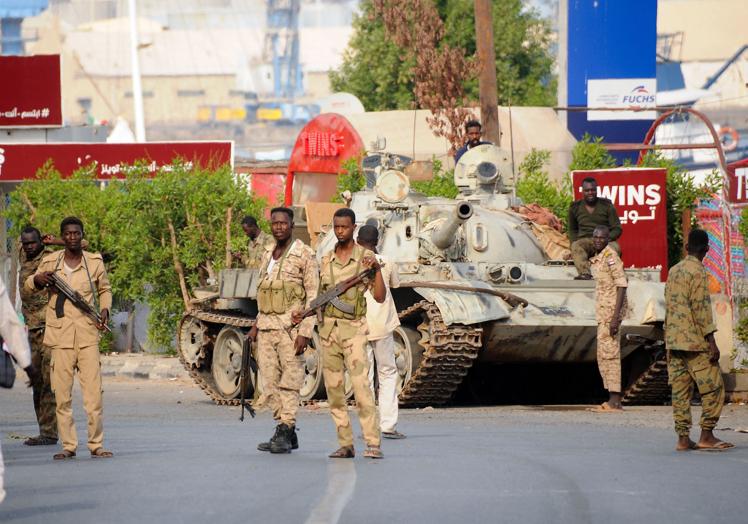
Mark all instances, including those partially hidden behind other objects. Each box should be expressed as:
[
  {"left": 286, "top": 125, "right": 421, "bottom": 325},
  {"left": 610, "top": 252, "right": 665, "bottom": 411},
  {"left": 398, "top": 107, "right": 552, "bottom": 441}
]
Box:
[
  {"left": 244, "top": 230, "right": 274, "bottom": 270},
  {"left": 665, "top": 255, "right": 716, "bottom": 352},
  {"left": 318, "top": 243, "right": 374, "bottom": 340},
  {"left": 19, "top": 248, "right": 52, "bottom": 330},
  {"left": 590, "top": 245, "right": 627, "bottom": 323},
  {"left": 255, "top": 239, "right": 319, "bottom": 338}
]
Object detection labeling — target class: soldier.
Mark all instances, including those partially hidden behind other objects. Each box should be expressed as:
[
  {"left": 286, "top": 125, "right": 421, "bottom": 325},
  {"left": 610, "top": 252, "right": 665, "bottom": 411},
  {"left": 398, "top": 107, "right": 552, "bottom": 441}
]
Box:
[
  {"left": 568, "top": 177, "right": 622, "bottom": 279},
  {"left": 315, "top": 208, "right": 386, "bottom": 459},
  {"left": 588, "top": 225, "right": 627, "bottom": 412},
  {"left": 19, "top": 226, "right": 57, "bottom": 446},
  {"left": 249, "top": 207, "right": 319, "bottom": 454},
  {"left": 241, "top": 215, "right": 273, "bottom": 269},
  {"left": 665, "top": 229, "right": 733, "bottom": 451},
  {"left": 25, "top": 217, "right": 113, "bottom": 460},
  {"left": 357, "top": 225, "right": 406, "bottom": 439}
]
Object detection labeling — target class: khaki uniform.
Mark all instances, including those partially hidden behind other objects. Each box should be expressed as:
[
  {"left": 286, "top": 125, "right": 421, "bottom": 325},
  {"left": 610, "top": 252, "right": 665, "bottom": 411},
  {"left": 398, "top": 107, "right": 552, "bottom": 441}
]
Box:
[
  {"left": 665, "top": 255, "right": 723, "bottom": 436},
  {"left": 24, "top": 250, "right": 112, "bottom": 454},
  {"left": 590, "top": 245, "right": 627, "bottom": 393},
  {"left": 244, "top": 230, "right": 274, "bottom": 270},
  {"left": 568, "top": 198, "right": 622, "bottom": 275},
  {"left": 319, "top": 244, "right": 380, "bottom": 448},
  {"left": 255, "top": 239, "right": 319, "bottom": 425},
  {"left": 19, "top": 247, "right": 57, "bottom": 440}
]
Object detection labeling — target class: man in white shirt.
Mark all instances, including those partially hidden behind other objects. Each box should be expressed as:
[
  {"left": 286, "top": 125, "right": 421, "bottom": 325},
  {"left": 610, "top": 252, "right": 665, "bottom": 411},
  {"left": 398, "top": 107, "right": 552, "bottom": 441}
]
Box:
[
  {"left": 357, "top": 225, "right": 405, "bottom": 439},
  {"left": 0, "top": 275, "right": 37, "bottom": 504}
]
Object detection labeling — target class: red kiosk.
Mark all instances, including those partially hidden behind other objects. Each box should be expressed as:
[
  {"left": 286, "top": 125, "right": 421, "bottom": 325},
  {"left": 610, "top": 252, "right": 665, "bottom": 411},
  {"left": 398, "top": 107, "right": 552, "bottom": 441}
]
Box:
[{"left": 284, "top": 113, "right": 365, "bottom": 206}]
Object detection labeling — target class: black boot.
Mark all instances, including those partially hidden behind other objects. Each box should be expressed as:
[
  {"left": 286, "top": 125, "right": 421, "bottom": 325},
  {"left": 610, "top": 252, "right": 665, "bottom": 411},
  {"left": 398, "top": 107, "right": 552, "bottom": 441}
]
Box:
[
  {"left": 270, "top": 423, "right": 293, "bottom": 454},
  {"left": 257, "top": 425, "right": 282, "bottom": 452}
]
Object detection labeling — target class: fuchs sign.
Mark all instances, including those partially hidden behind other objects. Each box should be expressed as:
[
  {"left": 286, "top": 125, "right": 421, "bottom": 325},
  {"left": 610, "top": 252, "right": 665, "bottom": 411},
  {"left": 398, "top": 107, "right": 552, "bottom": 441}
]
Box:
[
  {"left": 572, "top": 168, "right": 668, "bottom": 280},
  {"left": 0, "top": 142, "right": 233, "bottom": 181},
  {"left": 0, "top": 55, "right": 63, "bottom": 128}
]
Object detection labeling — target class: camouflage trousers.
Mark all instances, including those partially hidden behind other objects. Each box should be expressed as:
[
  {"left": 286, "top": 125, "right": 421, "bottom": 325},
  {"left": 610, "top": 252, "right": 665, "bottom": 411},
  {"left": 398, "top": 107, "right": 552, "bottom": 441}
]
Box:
[
  {"left": 572, "top": 238, "right": 621, "bottom": 275},
  {"left": 321, "top": 327, "right": 380, "bottom": 448},
  {"left": 596, "top": 322, "right": 621, "bottom": 393},
  {"left": 29, "top": 329, "right": 57, "bottom": 440},
  {"left": 668, "top": 350, "right": 724, "bottom": 436},
  {"left": 256, "top": 329, "right": 305, "bottom": 426}
]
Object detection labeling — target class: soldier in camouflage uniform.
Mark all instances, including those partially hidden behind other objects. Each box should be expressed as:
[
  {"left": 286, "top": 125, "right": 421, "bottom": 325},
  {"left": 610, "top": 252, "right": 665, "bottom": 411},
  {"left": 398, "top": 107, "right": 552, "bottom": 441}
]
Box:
[
  {"left": 241, "top": 215, "right": 273, "bottom": 269},
  {"left": 665, "top": 229, "right": 734, "bottom": 451},
  {"left": 317, "top": 208, "right": 385, "bottom": 459},
  {"left": 589, "top": 225, "right": 627, "bottom": 412},
  {"left": 18, "top": 226, "right": 58, "bottom": 446},
  {"left": 248, "top": 207, "right": 319, "bottom": 454}
]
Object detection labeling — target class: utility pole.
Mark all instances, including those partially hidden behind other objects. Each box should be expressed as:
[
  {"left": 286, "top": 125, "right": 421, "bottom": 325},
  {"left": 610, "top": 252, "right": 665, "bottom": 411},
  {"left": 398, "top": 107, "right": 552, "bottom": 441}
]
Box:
[
  {"left": 474, "top": 0, "right": 500, "bottom": 145},
  {"left": 128, "top": 0, "right": 146, "bottom": 142}
]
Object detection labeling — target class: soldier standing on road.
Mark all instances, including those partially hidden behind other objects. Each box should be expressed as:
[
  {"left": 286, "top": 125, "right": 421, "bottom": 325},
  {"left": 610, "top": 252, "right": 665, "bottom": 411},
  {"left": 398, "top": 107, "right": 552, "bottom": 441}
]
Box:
[
  {"left": 249, "top": 207, "right": 319, "bottom": 454},
  {"left": 589, "top": 225, "right": 627, "bottom": 412},
  {"left": 356, "top": 225, "right": 406, "bottom": 439},
  {"left": 18, "top": 226, "right": 57, "bottom": 446},
  {"left": 665, "top": 229, "right": 734, "bottom": 451},
  {"left": 241, "top": 215, "right": 273, "bottom": 270},
  {"left": 568, "top": 177, "right": 622, "bottom": 279},
  {"left": 25, "top": 217, "right": 114, "bottom": 460},
  {"left": 316, "top": 208, "right": 386, "bottom": 459}
]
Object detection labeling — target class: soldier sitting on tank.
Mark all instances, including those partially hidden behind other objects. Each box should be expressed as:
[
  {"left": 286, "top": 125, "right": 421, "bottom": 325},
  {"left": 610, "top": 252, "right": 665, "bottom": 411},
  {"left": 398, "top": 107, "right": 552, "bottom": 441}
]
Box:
[
  {"left": 248, "top": 207, "right": 319, "bottom": 454},
  {"left": 453, "top": 120, "right": 493, "bottom": 164},
  {"left": 568, "top": 177, "right": 622, "bottom": 279}
]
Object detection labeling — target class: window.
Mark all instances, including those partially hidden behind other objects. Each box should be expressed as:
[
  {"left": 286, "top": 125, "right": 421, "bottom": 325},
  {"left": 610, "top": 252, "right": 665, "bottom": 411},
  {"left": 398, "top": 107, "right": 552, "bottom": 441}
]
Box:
[{"left": 177, "top": 89, "right": 206, "bottom": 97}]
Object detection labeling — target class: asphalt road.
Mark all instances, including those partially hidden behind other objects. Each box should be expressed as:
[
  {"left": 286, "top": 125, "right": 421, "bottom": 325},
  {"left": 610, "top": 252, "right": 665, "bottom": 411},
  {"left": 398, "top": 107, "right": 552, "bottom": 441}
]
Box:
[{"left": 2, "top": 377, "right": 748, "bottom": 524}]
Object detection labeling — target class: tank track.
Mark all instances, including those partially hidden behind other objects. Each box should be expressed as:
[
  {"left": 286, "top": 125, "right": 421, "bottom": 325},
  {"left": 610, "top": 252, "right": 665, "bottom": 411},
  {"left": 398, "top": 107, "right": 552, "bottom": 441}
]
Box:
[
  {"left": 177, "top": 309, "right": 254, "bottom": 407},
  {"left": 622, "top": 357, "right": 670, "bottom": 405},
  {"left": 398, "top": 300, "right": 482, "bottom": 407}
]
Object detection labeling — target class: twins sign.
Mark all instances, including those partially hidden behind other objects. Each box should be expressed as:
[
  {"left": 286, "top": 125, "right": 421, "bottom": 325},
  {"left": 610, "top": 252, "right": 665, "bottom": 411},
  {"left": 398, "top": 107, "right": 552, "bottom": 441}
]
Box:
[{"left": 572, "top": 168, "right": 668, "bottom": 280}]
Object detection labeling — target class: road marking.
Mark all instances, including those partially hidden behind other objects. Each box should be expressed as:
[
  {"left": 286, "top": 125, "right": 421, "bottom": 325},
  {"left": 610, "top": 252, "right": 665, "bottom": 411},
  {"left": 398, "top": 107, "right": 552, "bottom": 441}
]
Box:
[{"left": 305, "top": 460, "right": 357, "bottom": 524}]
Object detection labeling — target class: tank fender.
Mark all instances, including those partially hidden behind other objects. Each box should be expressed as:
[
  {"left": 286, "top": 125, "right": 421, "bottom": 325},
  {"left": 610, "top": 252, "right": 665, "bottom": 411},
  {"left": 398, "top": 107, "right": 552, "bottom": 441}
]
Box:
[
  {"left": 625, "top": 280, "right": 666, "bottom": 324},
  {"left": 407, "top": 282, "right": 512, "bottom": 326}
]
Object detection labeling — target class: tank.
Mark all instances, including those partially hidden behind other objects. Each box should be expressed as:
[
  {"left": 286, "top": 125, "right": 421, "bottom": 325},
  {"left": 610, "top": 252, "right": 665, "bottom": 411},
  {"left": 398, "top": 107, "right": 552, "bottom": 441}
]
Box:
[
  {"left": 177, "top": 144, "right": 669, "bottom": 407},
  {"left": 315, "top": 144, "right": 668, "bottom": 406}
]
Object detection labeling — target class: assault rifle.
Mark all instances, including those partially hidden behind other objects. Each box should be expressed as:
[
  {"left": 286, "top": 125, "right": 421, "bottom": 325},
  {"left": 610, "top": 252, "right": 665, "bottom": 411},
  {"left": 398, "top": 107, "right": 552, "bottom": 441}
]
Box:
[
  {"left": 49, "top": 274, "right": 111, "bottom": 333},
  {"left": 239, "top": 334, "right": 256, "bottom": 421},
  {"left": 293, "top": 265, "right": 380, "bottom": 324}
]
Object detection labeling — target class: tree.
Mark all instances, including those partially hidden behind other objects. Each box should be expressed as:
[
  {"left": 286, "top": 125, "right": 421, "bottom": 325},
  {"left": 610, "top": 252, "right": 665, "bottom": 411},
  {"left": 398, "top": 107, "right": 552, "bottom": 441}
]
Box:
[
  {"left": 330, "top": 0, "right": 556, "bottom": 113},
  {"left": 4, "top": 162, "right": 266, "bottom": 350}
]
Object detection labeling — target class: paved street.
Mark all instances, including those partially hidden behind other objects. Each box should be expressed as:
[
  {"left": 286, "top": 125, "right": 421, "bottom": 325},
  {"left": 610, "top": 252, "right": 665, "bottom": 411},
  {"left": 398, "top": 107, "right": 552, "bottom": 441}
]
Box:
[{"left": 1, "top": 376, "right": 747, "bottom": 524}]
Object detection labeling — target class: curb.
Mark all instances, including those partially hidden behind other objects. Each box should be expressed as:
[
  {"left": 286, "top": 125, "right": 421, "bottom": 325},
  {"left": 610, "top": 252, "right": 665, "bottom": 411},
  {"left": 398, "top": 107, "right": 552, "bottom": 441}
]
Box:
[{"left": 101, "top": 354, "right": 189, "bottom": 381}]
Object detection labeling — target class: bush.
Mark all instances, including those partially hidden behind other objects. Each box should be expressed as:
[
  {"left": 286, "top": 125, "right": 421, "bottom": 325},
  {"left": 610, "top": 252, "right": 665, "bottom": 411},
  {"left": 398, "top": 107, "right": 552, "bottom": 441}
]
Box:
[
  {"left": 411, "top": 159, "right": 459, "bottom": 199},
  {"left": 515, "top": 149, "right": 572, "bottom": 227},
  {"left": 332, "top": 156, "right": 366, "bottom": 203}
]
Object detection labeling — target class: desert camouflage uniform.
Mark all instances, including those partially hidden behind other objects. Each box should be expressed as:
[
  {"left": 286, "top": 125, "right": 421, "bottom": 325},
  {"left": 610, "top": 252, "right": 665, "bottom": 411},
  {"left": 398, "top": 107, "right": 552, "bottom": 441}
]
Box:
[
  {"left": 590, "top": 245, "right": 627, "bottom": 393},
  {"left": 665, "top": 255, "right": 723, "bottom": 436},
  {"left": 244, "top": 230, "right": 274, "bottom": 270},
  {"left": 255, "top": 239, "right": 318, "bottom": 425},
  {"left": 319, "top": 244, "right": 380, "bottom": 448},
  {"left": 19, "top": 247, "right": 57, "bottom": 440}
]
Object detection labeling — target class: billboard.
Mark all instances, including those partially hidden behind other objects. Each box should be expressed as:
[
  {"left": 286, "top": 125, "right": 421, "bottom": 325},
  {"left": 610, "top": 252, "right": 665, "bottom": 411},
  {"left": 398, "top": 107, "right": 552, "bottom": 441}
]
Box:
[
  {"left": 572, "top": 168, "right": 668, "bottom": 280},
  {"left": 0, "top": 55, "right": 63, "bottom": 128},
  {"left": 0, "top": 142, "right": 233, "bottom": 181},
  {"left": 726, "top": 158, "right": 748, "bottom": 204}
]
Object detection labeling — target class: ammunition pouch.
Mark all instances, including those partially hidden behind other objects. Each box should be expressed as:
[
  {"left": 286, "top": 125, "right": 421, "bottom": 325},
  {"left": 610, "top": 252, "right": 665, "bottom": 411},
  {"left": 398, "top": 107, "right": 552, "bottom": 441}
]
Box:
[{"left": 258, "top": 278, "right": 305, "bottom": 314}]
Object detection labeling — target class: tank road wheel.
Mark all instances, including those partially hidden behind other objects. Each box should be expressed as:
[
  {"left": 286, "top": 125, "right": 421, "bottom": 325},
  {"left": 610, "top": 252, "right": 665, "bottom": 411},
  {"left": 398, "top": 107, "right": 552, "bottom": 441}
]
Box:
[
  {"left": 300, "top": 331, "right": 326, "bottom": 401},
  {"left": 178, "top": 316, "right": 209, "bottom": 368},
  {"left": 393, "top": 326, "right": 424, "bottom": 394},
  {"left": 211, "top": 327, "right": 250, "bottom": 400}
]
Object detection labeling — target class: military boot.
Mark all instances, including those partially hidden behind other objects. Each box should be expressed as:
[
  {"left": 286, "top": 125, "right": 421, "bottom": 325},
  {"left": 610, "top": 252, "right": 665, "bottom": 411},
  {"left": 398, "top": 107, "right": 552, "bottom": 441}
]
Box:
[
  {"left": 258, "top": 424, "right": 299, "bottom": 452},
  {"left": 269, "top": 423, "right": 294, "bottom": 454}
]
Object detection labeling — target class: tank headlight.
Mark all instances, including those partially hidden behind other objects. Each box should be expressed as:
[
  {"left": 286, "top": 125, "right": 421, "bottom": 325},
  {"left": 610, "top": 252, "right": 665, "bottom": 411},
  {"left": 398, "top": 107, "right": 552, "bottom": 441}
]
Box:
[
  {"left": 508, "top": 265, "right": 524, "bottom": 283},
  {"left": 477, "top": 161, "right": 498, "bottom": 183},
  {"left": 375, "top": 169, "right": 410, "bottom": 203}
]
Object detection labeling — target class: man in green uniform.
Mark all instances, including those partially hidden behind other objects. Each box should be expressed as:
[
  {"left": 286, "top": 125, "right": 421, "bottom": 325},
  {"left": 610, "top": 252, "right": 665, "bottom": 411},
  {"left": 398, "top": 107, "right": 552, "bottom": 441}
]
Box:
[
  {"left": 665, "top": 229, "right": 733, "bottom": 451},
  {"left": 316, "top": 208, "right": 386, "bottom": 459},
  {"left": 248, "top": 207, "right": 319, "bottom": 454},
  {"left": 568, "top": 177, "right": 622, "bottom": 279},
  {"left": 18, "top": 226, "right": 58, "bottom": 446},
  {"left": 241, "top": 216, "right": 273, "bottom": 269},
  {"left": 589, "top": 226, "right": 627, "bottom": 412}
]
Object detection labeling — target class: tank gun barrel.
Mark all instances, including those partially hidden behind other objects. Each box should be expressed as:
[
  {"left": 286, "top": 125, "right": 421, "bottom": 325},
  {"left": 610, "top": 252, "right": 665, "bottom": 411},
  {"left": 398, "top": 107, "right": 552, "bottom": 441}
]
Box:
[{"left": 431, "top": 201, "right": 473, "bottom": 249}]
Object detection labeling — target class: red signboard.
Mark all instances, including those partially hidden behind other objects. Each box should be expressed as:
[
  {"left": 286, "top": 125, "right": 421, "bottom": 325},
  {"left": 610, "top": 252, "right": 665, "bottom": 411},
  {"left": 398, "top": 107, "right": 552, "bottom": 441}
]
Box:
[
  {"left": 0, "top": 55, "right": 63, "bottom": 128},
  {"left": 285, "top": 113, "right": 364, "bottom": 205},
  {"left": 572, "top": 168, "right": 668, "bottom": 280},
  {"left": 0, "top": 142, "right": 233, "bottom": 181},
  {"left": 726, "top": 158, "right": 748, "bottom": 204}
]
